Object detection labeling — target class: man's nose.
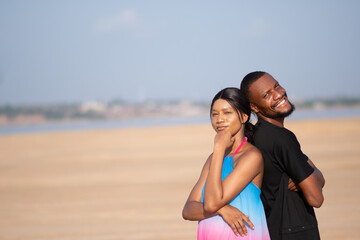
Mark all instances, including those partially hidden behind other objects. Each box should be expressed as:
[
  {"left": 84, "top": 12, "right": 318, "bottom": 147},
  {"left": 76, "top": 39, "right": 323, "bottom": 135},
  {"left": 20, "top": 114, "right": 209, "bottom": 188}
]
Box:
[{"left": 273, "top": 88, "right": 284, "bottom": 100}]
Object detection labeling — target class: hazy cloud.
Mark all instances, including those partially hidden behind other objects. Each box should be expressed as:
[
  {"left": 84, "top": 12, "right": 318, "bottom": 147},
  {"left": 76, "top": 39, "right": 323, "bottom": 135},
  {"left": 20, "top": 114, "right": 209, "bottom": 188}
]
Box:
[
  {"left": 250, "top": 18, "right": 271, "bottom": 36},
  {"left": 95, "top": 10, "right": 139, "bottom": 34}
]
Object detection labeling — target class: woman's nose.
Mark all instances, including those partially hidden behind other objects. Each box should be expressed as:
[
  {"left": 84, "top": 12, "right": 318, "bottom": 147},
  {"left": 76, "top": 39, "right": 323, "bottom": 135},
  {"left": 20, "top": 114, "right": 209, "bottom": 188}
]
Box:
[{"left": 217, "top": 113, "right": 225, "bottom": 122}]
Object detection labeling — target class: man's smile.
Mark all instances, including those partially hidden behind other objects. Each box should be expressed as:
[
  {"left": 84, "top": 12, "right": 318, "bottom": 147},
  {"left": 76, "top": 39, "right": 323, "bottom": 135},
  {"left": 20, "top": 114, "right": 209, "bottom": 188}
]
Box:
[{"left": 271, "top": 96, "right": 288, "bottom": 110}]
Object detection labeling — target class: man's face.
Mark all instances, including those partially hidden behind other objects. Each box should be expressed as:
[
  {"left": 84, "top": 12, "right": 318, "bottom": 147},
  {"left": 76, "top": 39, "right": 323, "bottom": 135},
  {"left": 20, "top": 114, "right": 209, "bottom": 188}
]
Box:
[{"left": 249, "top": 73, "right": 294, "bottom": 119}]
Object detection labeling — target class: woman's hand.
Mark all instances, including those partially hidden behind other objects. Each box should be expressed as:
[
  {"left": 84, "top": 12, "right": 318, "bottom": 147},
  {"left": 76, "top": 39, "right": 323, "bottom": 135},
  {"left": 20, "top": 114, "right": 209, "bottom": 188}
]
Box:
[
  {"left": 214, "top": 130, "right": 233, "bottom": 151},
  {"left": 218, "top": 205, "right": 254, "bottom": 237}
]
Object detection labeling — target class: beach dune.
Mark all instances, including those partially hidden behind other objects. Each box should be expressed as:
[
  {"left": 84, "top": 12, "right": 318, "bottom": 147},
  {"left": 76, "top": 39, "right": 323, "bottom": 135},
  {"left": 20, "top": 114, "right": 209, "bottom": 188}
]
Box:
[{"left": 0, "top": 117, "right": 359, "bottom": 239}]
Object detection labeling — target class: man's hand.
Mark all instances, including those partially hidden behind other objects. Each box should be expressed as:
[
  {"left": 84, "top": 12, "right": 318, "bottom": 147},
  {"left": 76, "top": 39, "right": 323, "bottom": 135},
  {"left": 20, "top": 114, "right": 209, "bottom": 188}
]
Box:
[
  {"left": 288, "top": 178, "right": 300, "bottom": 192},
  {"left": 218, "top": 205, "right": 254, "bottom": 237}
]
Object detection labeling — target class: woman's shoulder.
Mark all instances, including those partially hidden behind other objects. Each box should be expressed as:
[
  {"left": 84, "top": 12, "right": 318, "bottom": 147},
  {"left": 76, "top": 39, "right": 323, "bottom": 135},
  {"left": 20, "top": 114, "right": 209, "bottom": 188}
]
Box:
[
  {"left": 244, "top": 142, "right": 262, "bottom": 158},
  {"left": 234, "top": 143, "right": 263, "bottom": 167}
]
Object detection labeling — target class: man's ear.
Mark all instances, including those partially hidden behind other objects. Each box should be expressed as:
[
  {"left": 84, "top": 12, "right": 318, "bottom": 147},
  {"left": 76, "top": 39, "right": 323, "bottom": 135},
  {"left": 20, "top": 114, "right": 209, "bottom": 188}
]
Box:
[{"left": 250, "top": 103, "right": 259, "bottom": 113}]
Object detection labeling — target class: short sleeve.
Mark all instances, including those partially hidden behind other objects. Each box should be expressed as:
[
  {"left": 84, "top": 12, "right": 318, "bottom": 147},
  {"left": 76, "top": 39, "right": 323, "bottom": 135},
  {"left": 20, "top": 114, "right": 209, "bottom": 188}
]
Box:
[{"left": 274, "top": 129, "right": 314, "bottom": 184}]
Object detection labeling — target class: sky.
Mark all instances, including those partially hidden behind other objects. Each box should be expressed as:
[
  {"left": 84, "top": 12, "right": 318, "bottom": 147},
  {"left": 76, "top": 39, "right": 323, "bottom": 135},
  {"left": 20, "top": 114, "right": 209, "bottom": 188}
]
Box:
[{"left": 0, "top": 0, "right": 359, "bottom": 105}]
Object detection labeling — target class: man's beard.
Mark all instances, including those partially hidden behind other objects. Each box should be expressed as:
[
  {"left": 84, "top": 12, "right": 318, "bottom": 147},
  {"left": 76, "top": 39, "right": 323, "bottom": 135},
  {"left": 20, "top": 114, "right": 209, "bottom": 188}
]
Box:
[{"left": 273, "top": 101, "right": 295, "bottom": 119}]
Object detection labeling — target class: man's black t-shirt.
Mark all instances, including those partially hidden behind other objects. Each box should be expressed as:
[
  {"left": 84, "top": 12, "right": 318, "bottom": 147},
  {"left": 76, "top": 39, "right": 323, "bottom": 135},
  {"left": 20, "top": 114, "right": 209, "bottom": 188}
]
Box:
[{"left": 253, "top": 118, "right": 320, "bottom": 240}]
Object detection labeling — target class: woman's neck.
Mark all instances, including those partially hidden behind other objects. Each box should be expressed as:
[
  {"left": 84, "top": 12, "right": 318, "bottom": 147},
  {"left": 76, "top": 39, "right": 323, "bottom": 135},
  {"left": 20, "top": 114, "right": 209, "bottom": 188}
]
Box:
[{"left": 227, "top": 132, "right": 246, "bottom": 156}]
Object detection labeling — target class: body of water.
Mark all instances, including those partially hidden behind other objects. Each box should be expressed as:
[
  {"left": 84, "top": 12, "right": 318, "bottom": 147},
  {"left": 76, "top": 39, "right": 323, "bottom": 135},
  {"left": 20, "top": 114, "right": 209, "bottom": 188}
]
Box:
[{"left": 1, "top": 107, "right": 360, "bottom": 135}]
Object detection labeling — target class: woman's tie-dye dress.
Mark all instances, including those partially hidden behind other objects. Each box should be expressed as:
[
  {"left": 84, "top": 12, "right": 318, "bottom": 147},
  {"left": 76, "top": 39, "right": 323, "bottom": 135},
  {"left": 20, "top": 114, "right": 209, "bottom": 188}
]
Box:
[{"left": 198, "top": 155, "right": 270, "bottom": 240}]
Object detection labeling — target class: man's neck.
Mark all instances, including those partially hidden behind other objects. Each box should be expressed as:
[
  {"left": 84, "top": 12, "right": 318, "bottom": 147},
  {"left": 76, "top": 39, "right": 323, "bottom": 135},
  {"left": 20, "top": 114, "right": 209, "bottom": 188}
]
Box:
[{"left": 258, "top": 115, "right": 284, "bottom": 128}]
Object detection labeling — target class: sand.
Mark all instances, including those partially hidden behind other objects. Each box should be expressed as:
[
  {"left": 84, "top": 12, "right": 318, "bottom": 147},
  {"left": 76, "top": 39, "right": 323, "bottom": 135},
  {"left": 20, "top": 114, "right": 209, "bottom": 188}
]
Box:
[{"left": 0, "top": 117, "right": 359, "bottom": 240}]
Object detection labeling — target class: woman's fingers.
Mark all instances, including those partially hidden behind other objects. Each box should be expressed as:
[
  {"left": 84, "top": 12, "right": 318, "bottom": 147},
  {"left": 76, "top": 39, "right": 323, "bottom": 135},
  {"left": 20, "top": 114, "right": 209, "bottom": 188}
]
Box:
[
  {"left": 243, "top": 215, "right": 254, "bottom": 230},
  {"left": 230, "top": 222, "right": 242, "bottom": 236},
  {"left": 234, "top": 221, "right": 246, "bottom": 236},
  {"left": 238, "top": 221, "right": 247, "bottom": 236},
  {"left": 233, "top": 215, "right": 253, "bottom": 236},
  {"left": 219, "top": 205, "right": 254, "bottom": 236}
]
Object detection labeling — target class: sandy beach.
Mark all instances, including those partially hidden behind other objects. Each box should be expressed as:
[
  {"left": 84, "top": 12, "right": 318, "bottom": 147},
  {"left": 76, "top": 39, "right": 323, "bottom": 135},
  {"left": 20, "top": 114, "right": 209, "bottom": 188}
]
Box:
[{"left": 0, "top": 117, "right": 359, "bottom": 240}]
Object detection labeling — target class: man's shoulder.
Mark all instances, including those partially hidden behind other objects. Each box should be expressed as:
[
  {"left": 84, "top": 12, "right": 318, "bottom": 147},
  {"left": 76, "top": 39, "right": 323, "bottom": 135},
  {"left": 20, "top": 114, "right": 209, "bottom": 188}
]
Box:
[{"left": 255, "top": 119, "right": 296, "bottom": 141}]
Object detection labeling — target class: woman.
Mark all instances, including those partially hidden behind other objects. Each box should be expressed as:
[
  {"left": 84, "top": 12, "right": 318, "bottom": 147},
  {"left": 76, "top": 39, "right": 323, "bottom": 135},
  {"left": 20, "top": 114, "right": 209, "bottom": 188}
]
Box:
[{"left": 182, "top": 88, "right": 270, "bottom": 240}]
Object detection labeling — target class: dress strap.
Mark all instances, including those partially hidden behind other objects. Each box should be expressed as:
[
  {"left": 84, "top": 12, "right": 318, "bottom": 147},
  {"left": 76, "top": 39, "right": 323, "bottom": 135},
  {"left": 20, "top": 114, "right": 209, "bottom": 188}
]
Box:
[{"left": 233, "top": 137, "right": 247, "bottom": 156}]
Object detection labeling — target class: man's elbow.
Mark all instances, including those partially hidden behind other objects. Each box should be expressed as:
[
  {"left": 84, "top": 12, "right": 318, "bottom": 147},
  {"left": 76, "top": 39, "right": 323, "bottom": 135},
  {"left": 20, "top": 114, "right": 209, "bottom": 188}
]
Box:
[
  {"left": 321, "top": 178, "right": 326, "bottom": 188},
  {"left": 307, "top": 195, "right": 324, "bottom": 208},
  {"left": 182, "top": 208, "right": 189, "bottom": 220},
  {"left": 299, "top": 174, "right": 325, "bottom": 208}
]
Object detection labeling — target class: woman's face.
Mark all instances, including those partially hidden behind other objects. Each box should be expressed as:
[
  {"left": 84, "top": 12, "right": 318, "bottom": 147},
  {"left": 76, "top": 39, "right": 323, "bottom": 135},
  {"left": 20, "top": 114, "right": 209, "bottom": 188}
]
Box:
[{"left": 211, "top": 99, "right": 243, "bottom": 136}]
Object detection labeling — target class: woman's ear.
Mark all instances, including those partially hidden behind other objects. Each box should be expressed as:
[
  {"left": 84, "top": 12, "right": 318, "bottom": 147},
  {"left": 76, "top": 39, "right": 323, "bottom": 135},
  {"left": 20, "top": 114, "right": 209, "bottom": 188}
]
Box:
[{"left": 240, "top": 112, "right": 249, "bottom": 123}]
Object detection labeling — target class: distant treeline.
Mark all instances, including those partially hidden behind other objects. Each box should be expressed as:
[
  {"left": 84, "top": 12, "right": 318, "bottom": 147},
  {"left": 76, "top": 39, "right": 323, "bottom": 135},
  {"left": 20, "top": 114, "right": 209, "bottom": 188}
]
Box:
[
  {"left": 294, "top": 97, "right": 360, "bottom": 108},
  {"left": 0, "top": 98, "right": 359, "bottom": 122},
  {"left": 0, "top": 104, "right": 106, "bottom": 120}
]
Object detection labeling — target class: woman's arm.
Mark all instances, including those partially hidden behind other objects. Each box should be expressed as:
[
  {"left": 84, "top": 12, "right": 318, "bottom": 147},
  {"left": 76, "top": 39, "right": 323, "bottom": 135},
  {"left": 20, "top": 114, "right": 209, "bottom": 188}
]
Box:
[
  {"left": 182, "top": 153, "right": 255, "bottom": 236},
  {"left": 183, "top": 200, "right": 254, "bottom": 237},
  {"left": 182, "top": 155, "right": 211, "bottom": 220},
  {"left": 203, "top": 132, "right": 263, "bottom": 213},
  {"left": 182, "top": 200, "right": 216, "bottom": 221}
]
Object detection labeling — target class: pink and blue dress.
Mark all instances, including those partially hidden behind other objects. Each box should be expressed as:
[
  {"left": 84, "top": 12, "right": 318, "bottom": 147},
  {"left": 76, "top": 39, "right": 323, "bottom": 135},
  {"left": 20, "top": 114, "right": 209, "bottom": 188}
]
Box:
[{"left": 198, "top": 139, "right": 270, "bottom": 240}]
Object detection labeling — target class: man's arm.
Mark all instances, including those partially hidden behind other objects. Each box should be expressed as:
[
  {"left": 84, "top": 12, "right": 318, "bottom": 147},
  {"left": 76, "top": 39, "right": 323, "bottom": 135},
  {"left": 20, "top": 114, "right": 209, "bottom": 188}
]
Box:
[
  {"left": 298, "top": 173, "right": 324, "bottom": 208},
  {"left": 297, "top": 158, "right": 325, "bottom": 208},
  {"left": 288, "top": 159, "right": 325, "bottom": 192},
  {"left": 307, "top": 159, "right": 325, "bottom": 188}
]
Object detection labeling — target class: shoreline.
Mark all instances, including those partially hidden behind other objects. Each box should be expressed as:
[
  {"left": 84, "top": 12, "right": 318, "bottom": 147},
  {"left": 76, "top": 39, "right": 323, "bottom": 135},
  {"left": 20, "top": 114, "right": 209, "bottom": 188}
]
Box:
[{"left": 1, "top": 106, "right": 360, "bottom": 135}]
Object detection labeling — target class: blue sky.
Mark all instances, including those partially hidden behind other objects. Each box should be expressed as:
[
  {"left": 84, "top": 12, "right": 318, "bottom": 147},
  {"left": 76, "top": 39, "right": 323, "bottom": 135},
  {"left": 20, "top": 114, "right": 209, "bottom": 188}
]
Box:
[{"left": 0, "top": 0, "right": 359, "bottom": 105}]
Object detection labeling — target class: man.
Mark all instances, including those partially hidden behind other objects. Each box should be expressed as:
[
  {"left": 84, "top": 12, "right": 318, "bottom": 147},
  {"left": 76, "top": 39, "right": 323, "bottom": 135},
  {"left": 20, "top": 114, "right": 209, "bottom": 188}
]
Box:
[{"left": 240, "top": 71, "right": 325, "bottom": 240}]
